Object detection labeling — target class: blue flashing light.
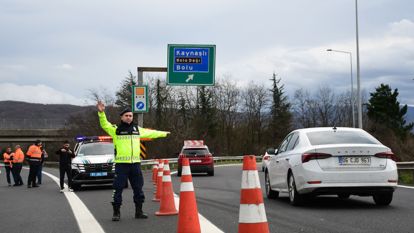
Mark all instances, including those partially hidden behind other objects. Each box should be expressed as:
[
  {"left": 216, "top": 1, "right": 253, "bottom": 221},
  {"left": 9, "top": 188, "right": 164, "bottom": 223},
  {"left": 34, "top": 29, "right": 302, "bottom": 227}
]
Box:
[{"left": 75, "top": 136, "right": 112, "bottom": 142}]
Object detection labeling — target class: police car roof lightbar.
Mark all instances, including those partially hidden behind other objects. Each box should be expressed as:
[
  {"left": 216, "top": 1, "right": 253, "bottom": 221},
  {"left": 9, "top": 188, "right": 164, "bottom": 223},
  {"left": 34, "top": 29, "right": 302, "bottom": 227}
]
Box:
[
  {"left": 75, "top": 136, "right": 153, "bottom": 142},
  {"left": 75, "top": 136, "right": 113, "bottom": 142}
]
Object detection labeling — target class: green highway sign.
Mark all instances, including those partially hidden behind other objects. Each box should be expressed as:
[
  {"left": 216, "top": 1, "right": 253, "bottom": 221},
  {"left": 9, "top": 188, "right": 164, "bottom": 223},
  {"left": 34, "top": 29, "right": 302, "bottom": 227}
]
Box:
[
  {"left": 132, "top": 85, "right": 148, "bottom": 113},
  {"left": 167, "top": 44, "right": 216, "bottom": 86}
]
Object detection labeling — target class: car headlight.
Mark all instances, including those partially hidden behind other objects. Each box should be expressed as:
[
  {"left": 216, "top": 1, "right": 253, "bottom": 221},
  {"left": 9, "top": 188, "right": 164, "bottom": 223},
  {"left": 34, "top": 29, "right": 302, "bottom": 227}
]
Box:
[{"left": 72, "top": 163, "right": 85, "bottom": 172}]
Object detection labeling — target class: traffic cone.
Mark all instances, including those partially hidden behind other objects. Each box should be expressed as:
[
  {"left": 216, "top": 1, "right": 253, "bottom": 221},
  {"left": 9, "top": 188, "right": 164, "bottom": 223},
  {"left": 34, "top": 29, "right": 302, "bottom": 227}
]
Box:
[
  {"left": 152, "top": 160, "right": 158, "bottom": 185},
  {"left": 155, "top": 160, "right": 178, "bottom": 216},
  {"left": 153, "top": 160, "right": 164, "bottom": 202},
  {"left": 177, "top": 158, "right": 201, "bottom": 233},
  {"left": 238, "top": 155, "right": 269, "bottom": 233}
]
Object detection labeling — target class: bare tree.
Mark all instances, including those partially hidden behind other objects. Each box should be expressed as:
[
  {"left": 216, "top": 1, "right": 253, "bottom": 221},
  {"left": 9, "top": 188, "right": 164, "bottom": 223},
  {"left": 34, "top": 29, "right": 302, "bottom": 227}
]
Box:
[
  {"left": 215, "top": 78, "right": 241, "bottom": 155},
  {"left": 242, "top": 82, "right": 269, "bottom": 152}
]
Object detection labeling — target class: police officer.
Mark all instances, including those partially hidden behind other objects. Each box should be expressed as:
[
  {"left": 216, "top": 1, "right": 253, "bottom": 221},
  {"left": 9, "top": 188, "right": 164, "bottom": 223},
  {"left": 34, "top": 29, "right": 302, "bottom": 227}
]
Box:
[
  {"left": 26, "top": 140, "right": 43, "bottom": 188},
  {"left": 97, "top": 101, "right": 170, "bottom": 221}
]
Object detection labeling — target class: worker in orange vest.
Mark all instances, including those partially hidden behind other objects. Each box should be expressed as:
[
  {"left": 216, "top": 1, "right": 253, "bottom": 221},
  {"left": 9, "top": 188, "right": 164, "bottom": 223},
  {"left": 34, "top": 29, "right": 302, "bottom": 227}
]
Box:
[
  {"left": 26, "top": 140, "right": 43, "bottom": 188},
  {"left": 12, "top": 145, "right": 24, "bottom": 186},
  {"left": 3, "top": 147, "right": 14, "bottom": 186}
]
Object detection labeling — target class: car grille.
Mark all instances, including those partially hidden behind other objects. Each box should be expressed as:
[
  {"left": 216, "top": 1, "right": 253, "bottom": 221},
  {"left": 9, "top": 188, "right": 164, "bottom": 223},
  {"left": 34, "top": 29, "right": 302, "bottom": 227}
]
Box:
[{"left": 85, "top": 163, "right": 113, "bottom": 172}]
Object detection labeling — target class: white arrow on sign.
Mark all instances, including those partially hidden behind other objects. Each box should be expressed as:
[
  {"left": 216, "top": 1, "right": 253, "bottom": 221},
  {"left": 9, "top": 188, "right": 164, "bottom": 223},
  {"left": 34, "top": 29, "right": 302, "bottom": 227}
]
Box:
[{"left": 186, "top": 74, "right": 194, "bottom": 83}]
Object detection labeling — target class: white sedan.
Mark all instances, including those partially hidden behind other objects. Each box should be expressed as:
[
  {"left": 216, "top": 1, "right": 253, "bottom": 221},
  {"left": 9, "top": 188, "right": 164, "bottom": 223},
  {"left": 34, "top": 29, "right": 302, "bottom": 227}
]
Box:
[{"left": 265, "top": 127, "right": 398, "bottom": 206}]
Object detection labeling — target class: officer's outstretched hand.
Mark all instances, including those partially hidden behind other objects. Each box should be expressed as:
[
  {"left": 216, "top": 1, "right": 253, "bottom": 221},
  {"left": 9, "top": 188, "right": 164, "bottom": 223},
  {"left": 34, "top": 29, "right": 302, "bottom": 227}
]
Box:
[{"left": 97, "top": 100, "right": 105, "bottom": 112}]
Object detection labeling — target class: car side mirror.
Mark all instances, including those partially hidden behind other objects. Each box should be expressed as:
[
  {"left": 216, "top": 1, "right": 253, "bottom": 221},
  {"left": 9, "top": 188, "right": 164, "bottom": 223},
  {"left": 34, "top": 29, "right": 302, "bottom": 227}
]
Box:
[{"left": 266, "top": 148, "right": 275, "bottom": 155}]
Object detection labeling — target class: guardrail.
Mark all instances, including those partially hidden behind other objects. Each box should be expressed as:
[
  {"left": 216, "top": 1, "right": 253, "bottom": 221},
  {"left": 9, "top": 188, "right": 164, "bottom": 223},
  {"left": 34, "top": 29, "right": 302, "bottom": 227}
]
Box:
[
  {"left": 1, "top": 158, "right": 413, "bottom": 172},
  {"left": 140, "top": 156, "right": 248, "bottom": 166},
  {"left": 396, "top": 162, "right": 414, "bottom": 170}
]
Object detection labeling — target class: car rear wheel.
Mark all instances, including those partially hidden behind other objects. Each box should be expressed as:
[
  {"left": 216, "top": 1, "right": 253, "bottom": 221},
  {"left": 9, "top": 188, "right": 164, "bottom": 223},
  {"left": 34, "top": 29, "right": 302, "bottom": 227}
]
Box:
[
  {"left": 288, "top": 173, "right": 304, "bottom": 206},
  {"left": 373, "top": 192, "right": 393, "bottom": 206},
  {"left": 265, "top": 171, "right": 279, "bottom": 199},
  {"left": 207, "top": 168, "right": 214, "bottom": 176},
  {"left": 177, "top": 168, "right": 182, "bottom": 177}
]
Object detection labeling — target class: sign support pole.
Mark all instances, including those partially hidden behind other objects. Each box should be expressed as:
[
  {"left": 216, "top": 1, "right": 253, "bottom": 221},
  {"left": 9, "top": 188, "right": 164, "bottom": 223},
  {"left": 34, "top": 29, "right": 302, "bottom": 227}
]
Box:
[{"left": 136, "top": 67, "right": 168, "bottom": 127}]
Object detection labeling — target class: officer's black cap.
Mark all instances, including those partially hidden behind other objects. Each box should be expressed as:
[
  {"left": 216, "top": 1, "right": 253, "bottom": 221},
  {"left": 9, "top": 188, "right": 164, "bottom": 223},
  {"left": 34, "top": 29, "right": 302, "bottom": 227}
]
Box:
[
  {"left": 35, "top": 139, "right": 42, "bottom": 144},
  {"left": 120, "top": 108, "right": 132, "bottom": 116}
]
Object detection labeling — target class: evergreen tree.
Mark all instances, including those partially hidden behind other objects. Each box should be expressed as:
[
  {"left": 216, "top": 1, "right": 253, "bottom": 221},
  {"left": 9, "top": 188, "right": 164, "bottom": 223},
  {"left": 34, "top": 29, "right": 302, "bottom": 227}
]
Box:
[
  {"left": 194, "top": 86, "right": 217, "bottom": 140},
  {"left": 367, "top": 83, "right": 413, "bottom": 138},
  {"left": 115, "top": 71, "right": 136, "bottom": 109},
  {"left": 269, "top": 73, "right": 292, "bottom": 143}
]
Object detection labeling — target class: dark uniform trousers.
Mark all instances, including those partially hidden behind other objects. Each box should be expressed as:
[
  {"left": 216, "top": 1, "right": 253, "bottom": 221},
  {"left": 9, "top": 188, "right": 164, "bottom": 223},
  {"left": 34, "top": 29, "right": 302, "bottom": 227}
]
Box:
[
  {"left": 4, "top": 165, "right": 12, "bottom": 184},
  {"left": 112, "top": 163, "right": 144, "bottom": 206},
  {"left": 28, "top": 160, "right": 41, "bottom": 186},
  {"left": 12, "top": 163, "right": 23, "bottom": 185},
  {"left": 59, "top": 164, "right": 72, "bottom": 189}
]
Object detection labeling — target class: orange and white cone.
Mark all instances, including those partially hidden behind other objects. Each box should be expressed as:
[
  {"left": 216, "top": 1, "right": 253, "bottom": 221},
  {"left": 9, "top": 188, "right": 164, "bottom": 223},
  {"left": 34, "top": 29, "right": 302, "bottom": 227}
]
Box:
[
  {"left": 177, "top": 158, "right": 201, "bottom": 233},
  {"left": 152, "top": 160, "right": 158, "bottom": 185},
  {"left": 155, "top": 160, "right": 178, "bottom": 216},
  {"left": 152, "top": 160, "right": 164, "bottom": 202},
  {"left": 238, "top": 155, "right": 269, "bottom": 233}
]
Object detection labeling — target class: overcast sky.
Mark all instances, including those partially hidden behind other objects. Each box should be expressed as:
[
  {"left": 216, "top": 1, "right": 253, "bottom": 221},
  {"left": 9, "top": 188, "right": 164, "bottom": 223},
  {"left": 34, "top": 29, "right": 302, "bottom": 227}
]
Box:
[{"left": 1, "top": 0, "right": 413, "bottom": 106}]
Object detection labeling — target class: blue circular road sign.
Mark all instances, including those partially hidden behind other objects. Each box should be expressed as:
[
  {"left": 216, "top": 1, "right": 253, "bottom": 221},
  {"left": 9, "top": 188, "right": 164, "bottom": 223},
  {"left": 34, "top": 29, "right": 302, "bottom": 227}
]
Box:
[{"left": 136, "top": 101, "right": 145, "bottom": 110}]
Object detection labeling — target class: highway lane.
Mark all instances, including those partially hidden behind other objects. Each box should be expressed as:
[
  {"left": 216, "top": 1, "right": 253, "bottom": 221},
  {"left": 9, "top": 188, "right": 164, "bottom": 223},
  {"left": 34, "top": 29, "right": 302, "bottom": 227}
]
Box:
[
  {"left": 2, "top": 164, "right": 414, "bottom": 233},
  {"left": 0, "top": 168, "right": 78, "bottom": 233},
  {"left": 172, "top": 165, "right": 414, "bottom": 233}
]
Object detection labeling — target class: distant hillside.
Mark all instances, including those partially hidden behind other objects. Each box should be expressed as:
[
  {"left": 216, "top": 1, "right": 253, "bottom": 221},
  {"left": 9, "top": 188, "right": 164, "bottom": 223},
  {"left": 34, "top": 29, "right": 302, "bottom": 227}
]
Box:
[
  {"left": 405, "top": 106, "right": 414, "bottom": 122},
  {"left": 406, "top": 106, "right": 414, "bottom": 132},
  {"left": 0, "top": 101, "right": 92, "bottom": 129}
]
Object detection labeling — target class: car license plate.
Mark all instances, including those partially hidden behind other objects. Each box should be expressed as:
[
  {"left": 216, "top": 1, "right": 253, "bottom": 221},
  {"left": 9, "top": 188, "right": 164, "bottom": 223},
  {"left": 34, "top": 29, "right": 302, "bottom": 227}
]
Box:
[
  {"left": 190, "top": 160, "right": 202, "bottom": 163},
  {"left": 90, "top": 172, "right": 107, "bottom": 177},
  {"left": 338, "top": 156, "right": 371, "bottom": 165}
]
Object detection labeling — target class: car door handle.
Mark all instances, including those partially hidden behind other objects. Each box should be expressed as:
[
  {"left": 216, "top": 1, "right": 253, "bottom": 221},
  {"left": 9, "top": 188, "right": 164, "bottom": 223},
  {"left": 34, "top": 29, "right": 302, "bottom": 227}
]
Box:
[
  {"left": 276, "top": 160, "right": 279, "bottom": 163},
  {"left": 285, "top": 158, "right": 290, "bottom": 161}
]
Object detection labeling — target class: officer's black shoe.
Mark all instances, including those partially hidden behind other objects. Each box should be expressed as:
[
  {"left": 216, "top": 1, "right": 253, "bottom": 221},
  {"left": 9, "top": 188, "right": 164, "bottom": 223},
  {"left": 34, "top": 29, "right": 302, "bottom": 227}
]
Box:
[
  {"left": 32, "top": 184, "right": 39, "bottom": 188},
  {"left": 112, "top": 204, "right": 121, "bottom": 221},
  {"left": 27, "top": 184, "right": 32, "bottom": 188},
  {"left": 135, "top": 203, "right": 148, "bottom": 219}
]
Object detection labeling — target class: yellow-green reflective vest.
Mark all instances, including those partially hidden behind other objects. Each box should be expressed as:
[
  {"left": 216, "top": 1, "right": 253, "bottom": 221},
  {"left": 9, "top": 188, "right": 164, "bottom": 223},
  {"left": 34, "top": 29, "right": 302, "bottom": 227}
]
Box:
[{"left": 98, "top": 112, "right": 168, "bottom": 163}]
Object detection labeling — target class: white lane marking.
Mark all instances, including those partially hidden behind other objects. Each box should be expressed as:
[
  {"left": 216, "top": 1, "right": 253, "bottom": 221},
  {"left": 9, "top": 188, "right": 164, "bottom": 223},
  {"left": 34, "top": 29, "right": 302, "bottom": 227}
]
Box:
[
  {"left": 23, "top": 167, "right": 105, "bottom": 233},
  {"left": 171, "top": 170, "right": 225, "bottom": 233},
  {"left": 398, "top": 185, "right": 414, "bottom": 189}
]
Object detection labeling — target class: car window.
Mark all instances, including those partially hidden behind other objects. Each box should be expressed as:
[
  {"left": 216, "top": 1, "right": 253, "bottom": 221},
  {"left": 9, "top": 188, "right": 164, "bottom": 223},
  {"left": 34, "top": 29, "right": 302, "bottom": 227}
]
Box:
[
  {"left": 277, "top": 134, "right": 293, "bottom": 154},
  {"left": 286, "top": 133, "right": 299, "bottom": 151},
  {"left": 77, "top": 142, "right": 114, "bottom": 156},
  {"left": 306, "top": 130, "right": 381, "bottom": 146},
  {"left": 181, "top": 148, "right": 210, "bottom": 155}
]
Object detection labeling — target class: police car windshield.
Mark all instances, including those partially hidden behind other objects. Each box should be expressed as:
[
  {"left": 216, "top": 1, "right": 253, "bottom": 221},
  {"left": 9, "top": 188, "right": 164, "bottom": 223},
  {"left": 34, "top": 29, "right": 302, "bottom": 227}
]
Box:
[{"left": 78, "top": 142, "right": 114, "bottom": 156}]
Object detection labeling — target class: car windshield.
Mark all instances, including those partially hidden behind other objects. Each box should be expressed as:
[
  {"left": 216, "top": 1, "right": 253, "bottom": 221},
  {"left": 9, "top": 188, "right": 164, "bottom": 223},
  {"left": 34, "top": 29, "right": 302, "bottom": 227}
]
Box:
[
  {"left": 181, "top": 148, "right": 209, "bottom": 155},
  {"left": 306, "top": 130, "right": 381, "bottom": 146},
  {"left": 77, "top": 142, "right": 114, "bottom": 156}
]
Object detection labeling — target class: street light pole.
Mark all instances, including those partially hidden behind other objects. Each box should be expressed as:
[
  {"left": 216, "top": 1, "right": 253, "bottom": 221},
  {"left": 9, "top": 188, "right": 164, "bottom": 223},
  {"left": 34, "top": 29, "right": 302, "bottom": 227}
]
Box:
[
  {"left": 327, "top": 49, "right": 356, "bottom": 128},
  {"left": 355, "top": 0, "right": 363, "bottom": 128}
]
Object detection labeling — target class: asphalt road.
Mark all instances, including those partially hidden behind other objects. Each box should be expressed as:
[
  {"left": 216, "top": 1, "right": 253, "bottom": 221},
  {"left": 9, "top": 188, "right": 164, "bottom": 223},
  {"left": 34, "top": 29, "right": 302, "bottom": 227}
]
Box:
[{"left": 1, "top": 164, "right": 414, "bottom": 233}]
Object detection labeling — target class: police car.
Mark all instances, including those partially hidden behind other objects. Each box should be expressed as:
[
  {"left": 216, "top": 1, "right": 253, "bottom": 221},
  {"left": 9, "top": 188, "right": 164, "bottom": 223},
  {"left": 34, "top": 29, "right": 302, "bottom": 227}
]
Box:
[
  {"left": 177, "top": 140, "right": 214, "bottom": 176},
  {"left": 71, "top": 136, "right": 115, "bottom": 190}
]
